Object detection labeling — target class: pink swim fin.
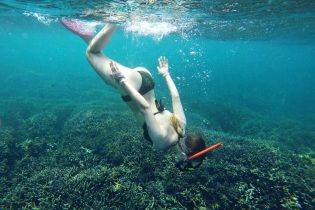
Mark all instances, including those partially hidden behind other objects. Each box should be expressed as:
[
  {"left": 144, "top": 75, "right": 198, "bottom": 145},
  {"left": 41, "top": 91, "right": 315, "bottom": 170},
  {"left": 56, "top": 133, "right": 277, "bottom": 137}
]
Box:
[{"left": 60, "top": 18, "right": 94, "bottom": 38}]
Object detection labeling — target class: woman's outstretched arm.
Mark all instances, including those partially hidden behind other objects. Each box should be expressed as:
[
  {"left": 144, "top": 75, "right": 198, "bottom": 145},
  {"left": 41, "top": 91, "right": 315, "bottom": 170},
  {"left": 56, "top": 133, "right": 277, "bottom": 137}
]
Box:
[
  {"left": 157, "top": 56, "right": 186, "bottom": 126},
  {"left": 110, "top": 61, "right": 149, "bottom": 109}
]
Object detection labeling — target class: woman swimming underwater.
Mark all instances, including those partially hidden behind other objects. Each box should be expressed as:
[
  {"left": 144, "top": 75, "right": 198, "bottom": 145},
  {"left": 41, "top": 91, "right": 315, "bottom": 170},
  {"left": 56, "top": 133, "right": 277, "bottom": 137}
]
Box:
[{"left": 60, "top": 19, "right": 222, "bottom": 171}]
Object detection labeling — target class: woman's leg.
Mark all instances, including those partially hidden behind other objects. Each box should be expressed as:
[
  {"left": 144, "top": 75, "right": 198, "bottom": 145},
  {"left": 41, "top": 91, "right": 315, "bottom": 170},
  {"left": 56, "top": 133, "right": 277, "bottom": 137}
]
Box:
[
  {"left": 61, "top": 19, "right": 141, "bottom": 91},
  {"left": 87, "top": 24, "right": 116, "bottom": 53},
  {"left": 85, "top": 24, "right": 127, "bottom": 87},
  {"left": 60, "top": 18, "right": 116, "bottom": 52}
]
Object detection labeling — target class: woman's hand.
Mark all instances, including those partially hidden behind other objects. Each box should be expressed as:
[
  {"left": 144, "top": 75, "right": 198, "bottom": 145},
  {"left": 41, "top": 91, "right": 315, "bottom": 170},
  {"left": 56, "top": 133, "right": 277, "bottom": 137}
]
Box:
[
  {"left": 109, "top": 61, "right": 125, "bottom": 84},
  {"left": 157, "top": 56, "right": 169, "bottom": 77}
]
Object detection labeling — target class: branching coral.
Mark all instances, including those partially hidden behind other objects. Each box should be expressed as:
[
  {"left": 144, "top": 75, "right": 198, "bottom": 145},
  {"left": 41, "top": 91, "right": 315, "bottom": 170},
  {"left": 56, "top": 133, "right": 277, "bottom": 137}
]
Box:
[{"left": 0, "top": 104, "right": 314, "bottom": 209}]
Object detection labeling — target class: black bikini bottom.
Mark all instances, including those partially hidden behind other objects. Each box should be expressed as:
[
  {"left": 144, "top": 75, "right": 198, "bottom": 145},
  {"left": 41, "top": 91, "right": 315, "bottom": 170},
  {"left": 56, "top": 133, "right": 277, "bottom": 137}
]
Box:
[{"left": 122, "top": 71, "right": 155, "bottom": 102}]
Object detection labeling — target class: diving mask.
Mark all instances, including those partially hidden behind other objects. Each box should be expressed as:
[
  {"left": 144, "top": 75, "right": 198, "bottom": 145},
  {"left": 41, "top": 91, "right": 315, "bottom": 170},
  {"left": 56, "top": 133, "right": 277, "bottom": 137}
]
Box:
[{"left": 175, "top": 142, "right": 223, "bottom": 171}]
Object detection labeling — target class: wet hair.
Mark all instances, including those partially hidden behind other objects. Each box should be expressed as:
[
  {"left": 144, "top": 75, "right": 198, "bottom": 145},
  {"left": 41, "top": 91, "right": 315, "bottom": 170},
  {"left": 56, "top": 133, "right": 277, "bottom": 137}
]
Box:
[
  {"left": 170, "top": 115, "right": 206, "bottom": 165},
  {"left": 185, "top": 134, "right": 206, "bottom": 161},
  {"left": 170, "top": 114, "right": 183, "bottom": 137}
]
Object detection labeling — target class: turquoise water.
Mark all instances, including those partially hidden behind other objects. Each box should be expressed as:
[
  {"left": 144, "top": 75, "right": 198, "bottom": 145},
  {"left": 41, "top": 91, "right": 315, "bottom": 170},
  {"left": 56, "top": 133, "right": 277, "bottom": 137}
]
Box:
[{"left": 1, "top": 1, "right": 315, "bottom": 209}]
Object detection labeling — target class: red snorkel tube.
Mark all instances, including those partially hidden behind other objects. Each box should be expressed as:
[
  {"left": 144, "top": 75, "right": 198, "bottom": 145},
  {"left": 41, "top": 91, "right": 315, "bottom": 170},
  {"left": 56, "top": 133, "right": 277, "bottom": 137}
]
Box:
[
  {"left": 187, "top": 142, "right": 223, "bottom": 161},
  {"left": 175, "top": 142, "right": 223, "bottom": 171}
]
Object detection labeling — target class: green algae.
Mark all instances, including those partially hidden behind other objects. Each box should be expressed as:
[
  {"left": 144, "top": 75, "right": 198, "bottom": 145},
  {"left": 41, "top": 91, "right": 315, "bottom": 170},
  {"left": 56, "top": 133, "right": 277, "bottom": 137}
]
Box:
[
  {"left": 190, "top": 101, "right": 315, "bottom": 154},
  {"left": 0, "top": 100, "right": 314, "bottom": 209}
]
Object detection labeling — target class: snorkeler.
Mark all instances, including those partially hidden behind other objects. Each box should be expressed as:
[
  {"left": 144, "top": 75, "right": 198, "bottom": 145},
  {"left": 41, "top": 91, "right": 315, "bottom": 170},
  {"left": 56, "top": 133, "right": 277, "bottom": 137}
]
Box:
[{"left": 60, "top": 19, "right": 221, "bottom": 171}]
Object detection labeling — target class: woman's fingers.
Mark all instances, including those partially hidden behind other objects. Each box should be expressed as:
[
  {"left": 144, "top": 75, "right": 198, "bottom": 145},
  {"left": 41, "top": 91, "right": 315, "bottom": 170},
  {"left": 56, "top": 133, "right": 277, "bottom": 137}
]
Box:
[
  {"left": 158, "top": 56, "right": 168, "bottom": 68},
  {"left": 109, "top": 62, "right": 114, "bottom": 72},
  {"left": 109, "top": 61, "right": 118, "bottom": 74},
  {"left": 158, "top": 57, "right": 162, "bottom": 67},
  {"left": 163, "top": 56, "right": 167, "bottom": 65},
  {"left": 114, "top": 62, "right": 119, "bottom": 71}
]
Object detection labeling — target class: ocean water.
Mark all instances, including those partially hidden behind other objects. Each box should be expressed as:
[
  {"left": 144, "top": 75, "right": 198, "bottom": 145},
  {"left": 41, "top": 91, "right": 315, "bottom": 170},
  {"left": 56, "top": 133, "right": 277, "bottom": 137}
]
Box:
[{"left": 1, "top": 1, "right": 315, "bottom": 209}]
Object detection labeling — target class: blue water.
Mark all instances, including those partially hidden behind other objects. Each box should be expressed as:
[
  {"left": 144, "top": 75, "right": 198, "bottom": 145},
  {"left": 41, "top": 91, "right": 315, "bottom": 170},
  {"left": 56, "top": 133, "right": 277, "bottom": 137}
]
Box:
[
  {"left": 1, "top": 1, "right": 315, "bottom": 209},
  {"left": 2, "top": 14, "right": 315, "bottom": 131}
]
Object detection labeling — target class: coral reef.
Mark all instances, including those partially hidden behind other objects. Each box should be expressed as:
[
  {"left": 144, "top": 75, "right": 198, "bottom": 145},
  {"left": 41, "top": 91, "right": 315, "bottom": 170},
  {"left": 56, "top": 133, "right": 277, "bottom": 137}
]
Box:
[
  {"left": 190, "top": 101, "right": 315, "bottom": 154},
  {"left": 0, "top": 100, "right": 314, "bottom": 209}
]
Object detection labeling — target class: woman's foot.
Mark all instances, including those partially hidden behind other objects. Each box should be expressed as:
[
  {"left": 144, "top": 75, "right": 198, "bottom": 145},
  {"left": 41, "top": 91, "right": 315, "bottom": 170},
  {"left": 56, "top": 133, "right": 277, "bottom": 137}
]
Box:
[{"left": 60, "top": 18, "right": 95, "bottom": 43}]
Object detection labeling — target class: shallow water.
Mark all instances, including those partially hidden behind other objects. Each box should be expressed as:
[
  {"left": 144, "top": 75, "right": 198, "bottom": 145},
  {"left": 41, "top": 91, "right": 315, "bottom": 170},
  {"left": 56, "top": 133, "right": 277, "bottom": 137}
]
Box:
[{"left": 0, "top": 1, "right": 315, "bottom": 209}]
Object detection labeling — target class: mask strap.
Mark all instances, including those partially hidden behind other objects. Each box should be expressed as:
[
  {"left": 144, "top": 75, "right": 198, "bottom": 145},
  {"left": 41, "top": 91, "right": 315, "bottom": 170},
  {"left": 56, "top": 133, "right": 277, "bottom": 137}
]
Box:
[{"left": 178, "top": 136, "right": 192, "bottom": 155}]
